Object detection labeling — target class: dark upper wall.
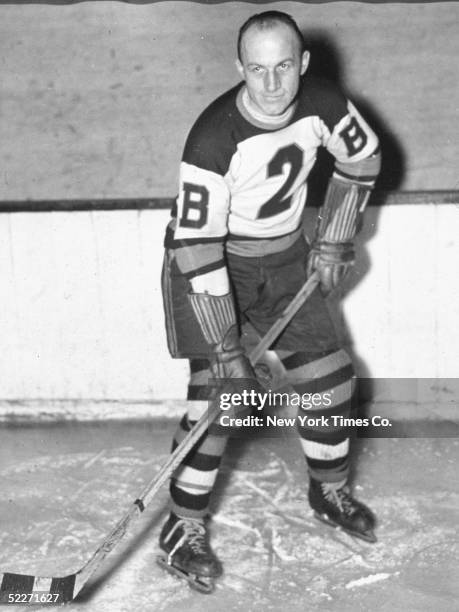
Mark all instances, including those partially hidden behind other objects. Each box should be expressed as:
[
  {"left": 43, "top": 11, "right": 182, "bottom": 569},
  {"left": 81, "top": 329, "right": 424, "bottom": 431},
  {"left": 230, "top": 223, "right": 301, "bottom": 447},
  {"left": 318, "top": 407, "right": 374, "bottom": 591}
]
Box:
[{"left": 1, "top": 2, "right": 458, "bottom": 200}]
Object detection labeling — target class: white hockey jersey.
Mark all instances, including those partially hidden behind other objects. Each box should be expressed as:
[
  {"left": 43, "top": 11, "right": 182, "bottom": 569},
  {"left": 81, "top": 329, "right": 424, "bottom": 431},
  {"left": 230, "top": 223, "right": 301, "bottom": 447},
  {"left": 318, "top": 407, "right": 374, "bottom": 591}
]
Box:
[{"left": 165, "top": 76, "right": 379, "bottom": 283}]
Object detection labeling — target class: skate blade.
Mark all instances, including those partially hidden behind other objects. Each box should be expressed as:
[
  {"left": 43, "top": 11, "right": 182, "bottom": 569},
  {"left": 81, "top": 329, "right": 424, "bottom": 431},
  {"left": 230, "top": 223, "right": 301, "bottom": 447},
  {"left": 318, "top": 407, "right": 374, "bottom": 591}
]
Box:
[
  {"left": 313, "top": 511, "right": 377, "bottom": 544},
  {"left": 156, "top": 554, "right": 216, "bottom": 594}
]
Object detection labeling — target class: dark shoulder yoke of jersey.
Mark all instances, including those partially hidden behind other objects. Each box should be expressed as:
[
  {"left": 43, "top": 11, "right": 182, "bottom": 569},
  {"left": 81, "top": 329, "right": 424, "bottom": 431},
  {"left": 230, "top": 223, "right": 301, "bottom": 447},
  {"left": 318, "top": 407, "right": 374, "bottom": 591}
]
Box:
[
  {"left": 182, "top": 77, "right": 349, "bottom": 177},
  {"left": 182, "top": 82, "right": 272, "bottom": 176},
  {"left": 293, "top": 75, "right": 350, "bottom": 134}
]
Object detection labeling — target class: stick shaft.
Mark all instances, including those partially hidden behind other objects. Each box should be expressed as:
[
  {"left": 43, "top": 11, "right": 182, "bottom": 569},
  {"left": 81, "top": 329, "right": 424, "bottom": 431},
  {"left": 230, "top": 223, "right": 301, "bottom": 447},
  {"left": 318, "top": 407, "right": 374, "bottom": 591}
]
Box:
[
  {"left": 0, "top": 270, "right": 320, "bottom": 602},
  {"left": 249, "top": 271, "right": 320, "bottom": 363},
  {"left": 77, "top": 273, "right": 320, "bottom": 592}
]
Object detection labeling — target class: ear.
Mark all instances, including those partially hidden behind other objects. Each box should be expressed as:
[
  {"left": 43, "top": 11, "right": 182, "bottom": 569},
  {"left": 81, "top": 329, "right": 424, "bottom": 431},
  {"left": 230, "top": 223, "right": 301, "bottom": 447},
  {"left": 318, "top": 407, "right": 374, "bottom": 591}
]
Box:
[
  {"left": 235, "top": 58, "right": 245, "bottom": 79},
  {"left": 300, "top": 50, "right": 310, "bottom": 75}
]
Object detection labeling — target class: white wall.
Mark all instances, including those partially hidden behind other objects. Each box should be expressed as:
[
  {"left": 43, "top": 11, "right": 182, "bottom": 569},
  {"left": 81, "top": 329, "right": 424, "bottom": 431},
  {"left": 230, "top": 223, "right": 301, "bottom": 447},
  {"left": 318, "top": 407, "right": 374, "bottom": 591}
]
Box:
[
  {"left": 0, "top": 209, "right": 188, "bottom": 401},
  {"left": 0, "top": 202, "right": 457, "bottom": 404}
]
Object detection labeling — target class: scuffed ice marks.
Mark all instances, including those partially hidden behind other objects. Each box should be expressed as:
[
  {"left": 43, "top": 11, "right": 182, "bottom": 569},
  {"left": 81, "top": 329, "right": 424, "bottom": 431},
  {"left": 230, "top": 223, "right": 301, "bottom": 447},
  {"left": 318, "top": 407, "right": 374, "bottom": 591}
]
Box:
[
  {"left": 0, "top": 447, "right": 167, "bottom": 576},
  {"left": 209, "top": 448, "right": 459, "bottom": 604},
  {"left": 0, "top": 436, "right": 458, "bottom": 611}
]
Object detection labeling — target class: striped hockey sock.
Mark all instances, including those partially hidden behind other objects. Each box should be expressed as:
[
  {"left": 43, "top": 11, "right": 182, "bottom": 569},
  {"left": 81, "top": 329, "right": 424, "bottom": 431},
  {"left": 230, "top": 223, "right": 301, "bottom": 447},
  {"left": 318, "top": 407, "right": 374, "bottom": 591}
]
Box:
[
  {"left": 279, "top": 348, "right": 355, "bottom": 485},
  {"left": 169, "top": 359, "right": 228, "bottom": 519}
]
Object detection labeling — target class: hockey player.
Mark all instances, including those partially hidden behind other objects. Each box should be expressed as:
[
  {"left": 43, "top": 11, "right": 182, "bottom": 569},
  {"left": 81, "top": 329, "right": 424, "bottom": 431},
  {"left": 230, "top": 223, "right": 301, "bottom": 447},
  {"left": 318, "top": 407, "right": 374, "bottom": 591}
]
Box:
[{"left": 159, "top": 11, "right": 381, "bottom": 591}]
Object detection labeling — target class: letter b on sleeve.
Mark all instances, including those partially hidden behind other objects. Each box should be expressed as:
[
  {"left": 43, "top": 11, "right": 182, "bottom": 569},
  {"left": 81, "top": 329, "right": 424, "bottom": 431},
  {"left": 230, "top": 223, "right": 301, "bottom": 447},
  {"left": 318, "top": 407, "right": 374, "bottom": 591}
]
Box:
[
  {"left": 339, "top": 117, "right": 368, "bottom": 156},
  {"left": 179, "top": 182, "right": 209, "bottom": 229}
]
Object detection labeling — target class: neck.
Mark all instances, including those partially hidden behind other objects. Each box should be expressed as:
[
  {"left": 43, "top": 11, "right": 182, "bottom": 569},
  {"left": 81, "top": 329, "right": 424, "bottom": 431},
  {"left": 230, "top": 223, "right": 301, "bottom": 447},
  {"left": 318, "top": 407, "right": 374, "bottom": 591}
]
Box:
[{"left": 241, "top": 87, "right": 296, "bottom": 127}]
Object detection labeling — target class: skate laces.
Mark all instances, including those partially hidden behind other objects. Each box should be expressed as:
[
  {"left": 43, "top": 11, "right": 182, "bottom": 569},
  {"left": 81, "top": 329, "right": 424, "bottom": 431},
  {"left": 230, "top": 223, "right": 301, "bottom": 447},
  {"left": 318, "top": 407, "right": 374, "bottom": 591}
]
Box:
[
  {"left": 166, "top": 518, "right": 208, "bottom": 558},
  {"left": 321, "top": 482, "right": 355, "bottom": 515}
]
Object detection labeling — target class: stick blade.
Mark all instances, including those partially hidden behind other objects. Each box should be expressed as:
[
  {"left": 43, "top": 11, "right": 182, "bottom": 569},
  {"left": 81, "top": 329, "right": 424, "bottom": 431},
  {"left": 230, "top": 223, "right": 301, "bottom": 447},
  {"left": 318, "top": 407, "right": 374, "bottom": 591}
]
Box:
[{"left": 0, "top": 571, "right": 76, "bottom": 603}]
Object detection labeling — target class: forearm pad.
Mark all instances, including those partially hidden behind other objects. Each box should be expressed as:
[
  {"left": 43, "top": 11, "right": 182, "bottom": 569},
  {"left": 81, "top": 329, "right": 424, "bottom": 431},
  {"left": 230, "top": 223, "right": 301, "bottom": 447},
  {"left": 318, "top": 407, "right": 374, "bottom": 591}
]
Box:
[
  {"left": 188, "top": 292, "right": 236, "bottom": 347},
  {"left": 314, "top": 175, "right": 373, "bottom": 243},
  {"left": 188, "top": 292, "right": 256, "bottom": 378}
]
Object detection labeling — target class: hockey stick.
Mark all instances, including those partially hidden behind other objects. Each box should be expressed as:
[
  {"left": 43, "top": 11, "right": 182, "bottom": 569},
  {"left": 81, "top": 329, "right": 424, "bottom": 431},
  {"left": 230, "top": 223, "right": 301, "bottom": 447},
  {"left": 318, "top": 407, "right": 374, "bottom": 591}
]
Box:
[
  {"left": 249, "top": 271, "right": 320, "bottom": 364},
  {"left": 0, "top": 271, "right": 320, "bottom": 604}
]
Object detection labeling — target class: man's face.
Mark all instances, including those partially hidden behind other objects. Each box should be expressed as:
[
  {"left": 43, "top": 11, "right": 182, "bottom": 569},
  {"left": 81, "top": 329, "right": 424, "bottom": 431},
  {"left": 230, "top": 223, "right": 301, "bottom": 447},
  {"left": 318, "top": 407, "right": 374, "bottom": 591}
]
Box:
[{"left": 236, "top": 23, "right": 309, "bottom": 117}]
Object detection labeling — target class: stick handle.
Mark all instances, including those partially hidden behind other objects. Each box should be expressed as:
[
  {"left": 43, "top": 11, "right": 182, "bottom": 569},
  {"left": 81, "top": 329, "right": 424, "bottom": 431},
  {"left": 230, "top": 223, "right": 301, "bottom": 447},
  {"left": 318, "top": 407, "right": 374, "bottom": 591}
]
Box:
[
  {"left": 249, "top": 271, "right": 320, "bottom": 364},
  {"left": 74, "top": 271, "right": 321, "bottom": 597}
]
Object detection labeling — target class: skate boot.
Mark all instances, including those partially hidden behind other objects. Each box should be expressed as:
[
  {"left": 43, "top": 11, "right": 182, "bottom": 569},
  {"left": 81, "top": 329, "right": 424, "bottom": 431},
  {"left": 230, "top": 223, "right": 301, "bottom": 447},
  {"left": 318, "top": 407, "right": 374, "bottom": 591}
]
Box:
[
  {"left": 157, "top": 513, "right": 222, "bottom": 593},
  {"left": 309, "top": 478, "right": 377, "bottom": 543}
]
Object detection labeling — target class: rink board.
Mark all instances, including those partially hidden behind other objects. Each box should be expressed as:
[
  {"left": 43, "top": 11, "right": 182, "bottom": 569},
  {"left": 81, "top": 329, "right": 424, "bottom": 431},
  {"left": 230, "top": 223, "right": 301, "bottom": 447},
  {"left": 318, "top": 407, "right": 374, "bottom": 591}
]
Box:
[{"left": 0, "top": 197, "right": 458, "bottom": 417}]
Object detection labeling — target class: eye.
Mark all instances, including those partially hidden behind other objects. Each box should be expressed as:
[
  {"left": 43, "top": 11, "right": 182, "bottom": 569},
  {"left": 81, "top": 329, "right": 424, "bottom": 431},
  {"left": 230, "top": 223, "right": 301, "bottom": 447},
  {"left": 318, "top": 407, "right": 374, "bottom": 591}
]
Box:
[
  {"left": 278, "top": 62, "right": 291, "bottom": 71},
  {"left": 252, "top": 65, "right": 263, "bottom": 73}
]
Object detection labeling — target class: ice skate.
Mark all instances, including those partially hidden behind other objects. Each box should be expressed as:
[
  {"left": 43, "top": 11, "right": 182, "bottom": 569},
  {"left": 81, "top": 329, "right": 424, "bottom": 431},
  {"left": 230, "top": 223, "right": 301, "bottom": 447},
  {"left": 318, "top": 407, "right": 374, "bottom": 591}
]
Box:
[
  {"left": 309, "top": 478, "right": 377, "bottom": 543},
  {"left": 157, "top": 513, "right": 222, "bottom": 593}
]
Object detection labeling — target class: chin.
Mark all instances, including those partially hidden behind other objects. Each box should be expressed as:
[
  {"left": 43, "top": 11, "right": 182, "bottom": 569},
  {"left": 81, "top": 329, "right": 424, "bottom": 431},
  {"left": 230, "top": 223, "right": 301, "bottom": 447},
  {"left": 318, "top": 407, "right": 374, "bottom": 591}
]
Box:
[
  {"left": 261, "top": 97, "right": 293, "bottom": 116},
  {"left": 260, "top": 102, "right": 289, "bottom": 116}
]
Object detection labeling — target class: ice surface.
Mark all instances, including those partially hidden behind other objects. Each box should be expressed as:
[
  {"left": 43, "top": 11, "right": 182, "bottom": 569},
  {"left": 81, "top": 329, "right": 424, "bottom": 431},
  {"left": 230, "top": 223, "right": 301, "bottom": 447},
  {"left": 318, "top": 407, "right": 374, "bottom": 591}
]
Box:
[{"left": 0, "top": 423, "right": 458, "bottom": 611}]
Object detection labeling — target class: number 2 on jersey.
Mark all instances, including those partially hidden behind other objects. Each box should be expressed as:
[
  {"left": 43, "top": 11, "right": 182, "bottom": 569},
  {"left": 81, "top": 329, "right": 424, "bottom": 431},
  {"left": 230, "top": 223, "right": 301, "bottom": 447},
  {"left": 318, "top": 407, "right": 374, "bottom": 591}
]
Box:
[{"left": 257, "top": 144, "right": 304, "bottom": 219}]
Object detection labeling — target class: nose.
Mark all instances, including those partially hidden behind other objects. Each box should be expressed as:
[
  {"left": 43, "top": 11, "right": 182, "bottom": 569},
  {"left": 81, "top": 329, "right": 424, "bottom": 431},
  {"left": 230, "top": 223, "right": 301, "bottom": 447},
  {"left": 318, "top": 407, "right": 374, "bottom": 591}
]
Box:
[{"left": 264, "top": 69, "right": 280, "bottom": 93}]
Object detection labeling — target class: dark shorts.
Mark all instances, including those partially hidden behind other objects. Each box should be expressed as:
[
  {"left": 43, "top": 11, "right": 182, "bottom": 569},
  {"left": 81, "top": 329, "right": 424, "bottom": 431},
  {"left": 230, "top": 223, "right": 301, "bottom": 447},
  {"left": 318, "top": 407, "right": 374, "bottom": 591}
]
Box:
[{"left": 162, "top": 235, "right": 339, "bottom": 358}]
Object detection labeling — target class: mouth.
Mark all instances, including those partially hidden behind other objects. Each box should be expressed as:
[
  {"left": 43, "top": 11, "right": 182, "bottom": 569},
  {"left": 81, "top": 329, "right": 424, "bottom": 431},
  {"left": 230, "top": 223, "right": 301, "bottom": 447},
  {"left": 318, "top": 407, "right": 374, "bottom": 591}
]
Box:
[{"left": 264, "top": 95, "right": 284, "bottom": 102}]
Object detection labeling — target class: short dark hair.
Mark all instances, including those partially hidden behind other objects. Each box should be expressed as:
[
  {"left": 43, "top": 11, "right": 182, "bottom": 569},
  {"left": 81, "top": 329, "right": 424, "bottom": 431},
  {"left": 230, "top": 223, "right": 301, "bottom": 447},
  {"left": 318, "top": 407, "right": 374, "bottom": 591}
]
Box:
[{"left": 237, "top": 11, "right": 305, "bottom": 61}]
